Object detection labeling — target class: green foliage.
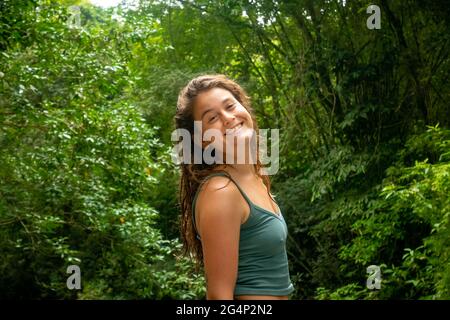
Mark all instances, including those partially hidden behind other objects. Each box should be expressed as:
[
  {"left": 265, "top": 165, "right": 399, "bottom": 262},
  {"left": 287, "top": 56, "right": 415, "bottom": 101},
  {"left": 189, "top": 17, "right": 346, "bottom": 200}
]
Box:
[
  {"left": 0, "top": 1, "right": 204, "bottom": 299},
  {"left": 327, "top": 126, "right": 450, "bottom": 299},
  {"left": 1, "top": 0, "right": 449, "bottom": 300},
  {"left": 308, "top": 145, "right": 369, "bottom": 202},
  {"left": 276, "top": 126, "right": 450, "bottom": 300},
  {"left": 315, "top": 283, "right": 367, "bottom": 300}
]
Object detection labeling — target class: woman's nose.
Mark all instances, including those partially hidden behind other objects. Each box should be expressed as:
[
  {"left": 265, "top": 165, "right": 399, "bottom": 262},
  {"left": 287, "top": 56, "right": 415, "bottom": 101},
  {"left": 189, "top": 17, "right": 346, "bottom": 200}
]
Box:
[{"left": 222, "top": 110, "right": 235, "bottom": 126}]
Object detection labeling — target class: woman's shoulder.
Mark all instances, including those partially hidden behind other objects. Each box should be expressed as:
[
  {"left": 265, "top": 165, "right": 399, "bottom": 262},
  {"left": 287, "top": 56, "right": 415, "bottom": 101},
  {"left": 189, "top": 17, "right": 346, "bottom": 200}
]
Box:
[
  {"left": 195, "top": 174, "right": 249, "bottom": 230},
  {"left": 198, "top": 174, "right": 238, "bottom": 201},
  {"left": 196, "top": 174, "right": 247, "bottom": 212}
]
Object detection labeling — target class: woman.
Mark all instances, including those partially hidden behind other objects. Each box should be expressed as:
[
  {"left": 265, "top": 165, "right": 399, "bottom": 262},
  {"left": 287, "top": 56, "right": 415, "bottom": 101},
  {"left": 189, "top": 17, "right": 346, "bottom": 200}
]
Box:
[{"left": 175, "top": 74, "right": 294, "bottom": 300}]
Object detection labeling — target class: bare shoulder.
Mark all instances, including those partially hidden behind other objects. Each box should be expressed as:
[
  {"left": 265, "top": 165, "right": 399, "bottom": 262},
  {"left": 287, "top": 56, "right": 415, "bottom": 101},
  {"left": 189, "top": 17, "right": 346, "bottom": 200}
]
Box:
[
  {"left": 195, "top": 176, "right": 247, "bottom": 235},
  {"left": 197, "top": 175, "right": 243, "bottom": 213},
  {"left": 201, "top": 175, "right": 237, "bottom": 196}
]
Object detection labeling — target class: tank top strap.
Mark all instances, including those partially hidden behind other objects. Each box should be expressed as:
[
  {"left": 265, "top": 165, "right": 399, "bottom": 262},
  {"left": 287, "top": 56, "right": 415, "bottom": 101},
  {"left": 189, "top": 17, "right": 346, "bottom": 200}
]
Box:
[
  {"left": 191, "top": 171, "right": 253, "bottom": 241},
  {"left": 216, "top": 172, "right": 253, "bottom": 205}
]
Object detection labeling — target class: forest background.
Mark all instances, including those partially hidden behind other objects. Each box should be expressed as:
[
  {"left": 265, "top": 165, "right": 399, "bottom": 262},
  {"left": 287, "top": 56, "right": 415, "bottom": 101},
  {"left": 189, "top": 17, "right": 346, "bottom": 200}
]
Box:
[{"left": 0, "top": 0, "right": 449, "bottom": 299}]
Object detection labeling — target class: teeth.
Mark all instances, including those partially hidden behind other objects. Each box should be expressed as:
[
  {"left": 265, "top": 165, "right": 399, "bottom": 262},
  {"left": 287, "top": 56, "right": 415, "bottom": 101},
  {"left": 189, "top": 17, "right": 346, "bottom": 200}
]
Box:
[{"left": 227, "top": 123, "right": 242, "bottom": 135}]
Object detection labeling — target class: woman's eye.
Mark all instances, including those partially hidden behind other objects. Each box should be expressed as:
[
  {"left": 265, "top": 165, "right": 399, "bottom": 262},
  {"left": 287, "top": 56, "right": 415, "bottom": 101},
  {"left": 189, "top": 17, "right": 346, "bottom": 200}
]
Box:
[{"left": 227, "top": 104, "right": 235, "bottom": 109}]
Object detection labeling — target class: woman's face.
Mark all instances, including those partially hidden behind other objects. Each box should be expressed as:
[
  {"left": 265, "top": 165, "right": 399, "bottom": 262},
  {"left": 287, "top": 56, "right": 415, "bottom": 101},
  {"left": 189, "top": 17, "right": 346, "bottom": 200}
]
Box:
[{"left": 192, "top": 87, "right": 254, "bottom": 161}]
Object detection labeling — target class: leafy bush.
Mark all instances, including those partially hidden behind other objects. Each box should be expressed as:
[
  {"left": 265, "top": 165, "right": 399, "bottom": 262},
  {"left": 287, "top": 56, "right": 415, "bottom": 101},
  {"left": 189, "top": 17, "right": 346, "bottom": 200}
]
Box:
[
  {"left": 0, "top": 2, "right": 204, "bottom": 299},
  {"left": 329, "top": 126, "right": 450, "bottom": 299}
]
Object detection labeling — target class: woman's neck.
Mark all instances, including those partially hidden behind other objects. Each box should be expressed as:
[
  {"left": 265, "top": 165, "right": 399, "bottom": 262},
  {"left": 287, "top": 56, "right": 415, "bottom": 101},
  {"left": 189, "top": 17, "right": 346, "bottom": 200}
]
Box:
[{"left": 217, "top": 164, "right": 257, "bottom": 180}]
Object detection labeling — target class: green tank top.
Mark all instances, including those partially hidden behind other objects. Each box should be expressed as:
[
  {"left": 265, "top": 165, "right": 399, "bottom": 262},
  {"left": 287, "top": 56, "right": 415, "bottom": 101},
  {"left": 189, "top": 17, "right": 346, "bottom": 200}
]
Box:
[{"left": 192, "top": 172, "right": 295, "bottom": 296}]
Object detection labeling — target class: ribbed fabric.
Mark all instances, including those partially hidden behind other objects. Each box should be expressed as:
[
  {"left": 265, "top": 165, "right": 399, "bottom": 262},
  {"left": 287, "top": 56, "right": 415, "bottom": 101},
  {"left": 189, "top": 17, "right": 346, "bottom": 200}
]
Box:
[{"left": 192, "top": 172, "right": 294, "bottom": 296}]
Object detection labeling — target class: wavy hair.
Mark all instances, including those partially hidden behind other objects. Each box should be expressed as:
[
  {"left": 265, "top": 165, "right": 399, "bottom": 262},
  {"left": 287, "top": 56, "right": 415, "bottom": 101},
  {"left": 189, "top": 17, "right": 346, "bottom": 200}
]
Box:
[{"left": 175, "top": 74, "right": 271, "bottom": 271}]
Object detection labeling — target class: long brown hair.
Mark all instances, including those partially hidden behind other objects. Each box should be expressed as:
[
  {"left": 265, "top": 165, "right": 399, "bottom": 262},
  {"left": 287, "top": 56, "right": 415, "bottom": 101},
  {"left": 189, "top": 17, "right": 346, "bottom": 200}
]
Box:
[{"left": 175, "top": 74, "right": 271, "bottom": 271}]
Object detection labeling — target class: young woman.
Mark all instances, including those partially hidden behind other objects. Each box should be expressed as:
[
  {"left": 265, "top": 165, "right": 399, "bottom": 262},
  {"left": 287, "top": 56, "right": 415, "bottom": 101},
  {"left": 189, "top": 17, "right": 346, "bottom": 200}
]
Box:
[{"left": 175, "top": 74, "right": 294, "bottom": 300}]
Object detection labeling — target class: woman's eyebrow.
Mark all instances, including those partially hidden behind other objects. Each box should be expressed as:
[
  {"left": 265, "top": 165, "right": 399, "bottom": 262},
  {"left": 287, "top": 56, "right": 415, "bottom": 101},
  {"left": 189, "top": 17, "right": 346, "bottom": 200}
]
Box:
[
  {"left": 201, "top": 97, "right": 234, "bottom": 119},
  {"left": 221, "top": 97, "right": 233, "bottom": 104}
]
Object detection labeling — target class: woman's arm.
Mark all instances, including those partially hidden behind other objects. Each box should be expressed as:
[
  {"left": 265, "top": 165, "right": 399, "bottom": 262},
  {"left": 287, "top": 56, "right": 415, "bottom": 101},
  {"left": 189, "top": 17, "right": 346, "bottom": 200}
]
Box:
[{"left": 196, "top": 177, "right": 244, "bottom": 300}]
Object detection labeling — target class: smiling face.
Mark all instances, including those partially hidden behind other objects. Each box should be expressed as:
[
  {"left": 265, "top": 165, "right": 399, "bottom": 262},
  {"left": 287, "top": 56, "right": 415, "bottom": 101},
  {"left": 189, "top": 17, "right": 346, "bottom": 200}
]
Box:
[{"left": 192, "top": 87, "right": 255, "bottom": 161}]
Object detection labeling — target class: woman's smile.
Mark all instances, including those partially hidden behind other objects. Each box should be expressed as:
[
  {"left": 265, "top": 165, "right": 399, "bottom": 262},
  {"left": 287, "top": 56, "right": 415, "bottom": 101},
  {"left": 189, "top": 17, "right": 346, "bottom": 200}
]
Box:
[{"left": 225, "top": 122, "right": 244, "bottom": 136}]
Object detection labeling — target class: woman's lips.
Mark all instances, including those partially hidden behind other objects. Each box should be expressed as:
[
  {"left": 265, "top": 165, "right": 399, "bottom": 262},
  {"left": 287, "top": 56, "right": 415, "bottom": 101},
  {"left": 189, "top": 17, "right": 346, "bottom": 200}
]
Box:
[{"left": 225, "top": 122, "right": 243, "bottom": 136}]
